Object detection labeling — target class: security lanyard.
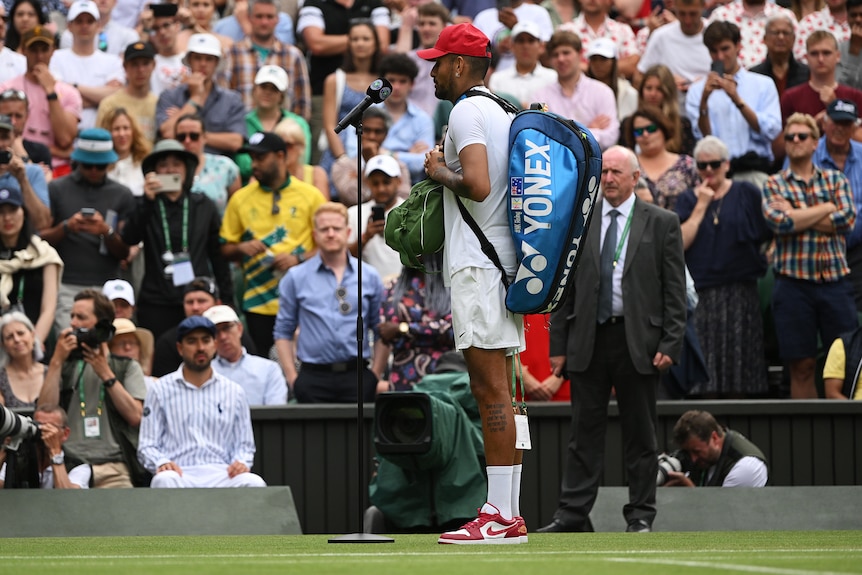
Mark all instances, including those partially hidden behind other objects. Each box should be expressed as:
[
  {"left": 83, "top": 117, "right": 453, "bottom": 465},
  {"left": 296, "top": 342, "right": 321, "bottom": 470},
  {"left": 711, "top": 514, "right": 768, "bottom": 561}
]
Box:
[
  {"left": 77, "top": 360, "right": 104, "bottom": 418},
  {"left": 158, "top": 196, "right": 189, "bottom": 254},
  {"left": 612, "top": 208, "right": 635, "bottom": 269}
]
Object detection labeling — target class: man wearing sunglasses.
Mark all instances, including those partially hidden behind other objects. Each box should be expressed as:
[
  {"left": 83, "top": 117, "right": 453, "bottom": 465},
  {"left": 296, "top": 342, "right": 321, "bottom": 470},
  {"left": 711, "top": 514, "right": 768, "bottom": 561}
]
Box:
[
  {"left": 273, "top": 202, "right": 385, "bottom": 403},
  {"left": 763, "top": 113, "right": 858, "bottom": 399},
  {"left": 0, "top": 88, "right": 52, "bottom": 170},
  {"left": 148, "top": 3, "right": 187, "bottom": 97},
  {"left": 221, "top": 131, "right": 324, "bottom": 355},
  {"left": 39, "top": 128, "right": 135, "bottom": 333}
]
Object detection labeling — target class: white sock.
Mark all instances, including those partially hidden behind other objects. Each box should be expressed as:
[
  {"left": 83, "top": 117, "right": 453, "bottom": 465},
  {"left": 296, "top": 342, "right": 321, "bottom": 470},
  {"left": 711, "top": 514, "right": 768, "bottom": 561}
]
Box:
[
  {"left": 482, "top": 466, "right": 513, "bottom": 520},
  {"left": 511, "top": 464, "right": 522, "bottom": 518}
]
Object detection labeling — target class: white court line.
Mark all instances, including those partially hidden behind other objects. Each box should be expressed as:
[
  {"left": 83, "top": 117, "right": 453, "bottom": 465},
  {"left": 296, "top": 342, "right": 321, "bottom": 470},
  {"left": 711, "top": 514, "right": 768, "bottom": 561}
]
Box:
[
  {"left": 608, "top": 557, "right": 860, "bottom": 575},
  {"left": 3, "top": 548, "right": 861, "bottom": 561}
]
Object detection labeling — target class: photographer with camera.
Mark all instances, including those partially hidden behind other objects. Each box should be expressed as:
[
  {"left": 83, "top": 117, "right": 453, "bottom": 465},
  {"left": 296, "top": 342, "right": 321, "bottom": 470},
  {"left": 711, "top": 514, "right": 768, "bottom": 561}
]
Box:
[
  {"left": 0, "top": 404, "right": 92, "bottom": 489},
  {"left": 661, "top": 409, "right": 768, "bottom": 488},
  {"left": 38, "top": 288, "right": 148, "bottom": 488}
]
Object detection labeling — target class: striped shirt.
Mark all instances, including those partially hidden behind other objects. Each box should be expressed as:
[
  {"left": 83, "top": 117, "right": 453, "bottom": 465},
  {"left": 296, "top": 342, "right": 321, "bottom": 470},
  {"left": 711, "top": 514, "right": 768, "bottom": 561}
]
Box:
[
  {"left": 763, "top": 167, "right": 856, "bottom": 282},
  {"left": 217, "top": 38, "right": 312, "bottom": 120},
  {"left": 137, "top": 368, "right": 257, "bottom": 473}
]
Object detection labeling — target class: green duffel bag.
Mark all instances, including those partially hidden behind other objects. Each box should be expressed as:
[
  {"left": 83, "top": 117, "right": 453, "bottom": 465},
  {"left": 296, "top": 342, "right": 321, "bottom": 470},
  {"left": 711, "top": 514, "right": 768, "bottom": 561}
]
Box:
[{"left": 384, "top": 178, "right": 445, "bottom": 271}]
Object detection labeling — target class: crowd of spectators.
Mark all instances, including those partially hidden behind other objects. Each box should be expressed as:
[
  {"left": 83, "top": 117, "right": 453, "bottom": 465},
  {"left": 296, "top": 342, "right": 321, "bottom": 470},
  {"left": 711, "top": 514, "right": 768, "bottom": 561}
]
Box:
[{"left": 1, "top": 0, "right": 862, "bottom": 490}]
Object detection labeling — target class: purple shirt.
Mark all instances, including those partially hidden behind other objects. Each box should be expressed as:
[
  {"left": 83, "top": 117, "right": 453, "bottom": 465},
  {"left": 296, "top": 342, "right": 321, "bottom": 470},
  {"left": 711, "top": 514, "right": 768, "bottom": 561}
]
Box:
[{"left": 532, "top": 75, "right": 619, "bottom": 150}]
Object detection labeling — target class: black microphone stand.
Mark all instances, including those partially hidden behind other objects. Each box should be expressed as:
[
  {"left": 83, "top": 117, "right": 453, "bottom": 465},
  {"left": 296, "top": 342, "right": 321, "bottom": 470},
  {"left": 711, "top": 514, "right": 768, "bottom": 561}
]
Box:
[{"left": 328, "top": 120, "right": 394, "bottom": 545}]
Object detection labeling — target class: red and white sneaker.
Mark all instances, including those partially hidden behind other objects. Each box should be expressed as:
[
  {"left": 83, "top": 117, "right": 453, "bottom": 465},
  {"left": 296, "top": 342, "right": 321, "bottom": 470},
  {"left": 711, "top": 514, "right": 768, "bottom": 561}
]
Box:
[
  {"left": 515, "top": 516, "right": 528, "bottom": 543},
  {"left": 438, "top": 505, "right": 524, "bottom": 545}
]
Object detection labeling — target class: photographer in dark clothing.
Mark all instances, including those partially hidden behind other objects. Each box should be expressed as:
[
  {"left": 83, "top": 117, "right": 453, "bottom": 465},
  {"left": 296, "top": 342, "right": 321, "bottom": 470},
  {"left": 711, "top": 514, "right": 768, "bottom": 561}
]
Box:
[{"left": 663, "top": 410, "right": 768, "bottom": 487}]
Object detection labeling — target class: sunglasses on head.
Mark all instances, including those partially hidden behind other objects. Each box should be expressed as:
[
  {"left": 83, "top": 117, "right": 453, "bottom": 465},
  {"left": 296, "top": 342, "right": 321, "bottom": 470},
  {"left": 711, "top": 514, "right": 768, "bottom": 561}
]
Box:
[
  {"left": 696, "top": 160, "right": 724, "bottom": 170},
  {"left": 0, "top": 89, "right": 25, "bottom": 102},
  {"left": 633, "top": 124, "right": 659, "bottom": 138},
  {"left": 176, "top": 132, "right": 201, "bottom": 142},
  {"left": 784, "top": 132, "right": 812, "bottom": 142}
]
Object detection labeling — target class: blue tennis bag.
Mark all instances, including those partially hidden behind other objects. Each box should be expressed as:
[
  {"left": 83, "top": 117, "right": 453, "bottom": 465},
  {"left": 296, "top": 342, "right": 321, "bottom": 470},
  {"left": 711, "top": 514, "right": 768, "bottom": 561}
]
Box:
[{"left": 505, "top": 109, "right": 602, "bottom": 314}]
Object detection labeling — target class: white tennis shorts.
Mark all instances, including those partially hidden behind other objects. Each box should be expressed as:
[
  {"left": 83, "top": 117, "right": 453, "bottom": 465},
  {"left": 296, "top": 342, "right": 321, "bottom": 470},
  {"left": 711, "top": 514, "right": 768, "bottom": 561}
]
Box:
[{"left": 450, "top": 266, "right": 524, "bottom": 354}]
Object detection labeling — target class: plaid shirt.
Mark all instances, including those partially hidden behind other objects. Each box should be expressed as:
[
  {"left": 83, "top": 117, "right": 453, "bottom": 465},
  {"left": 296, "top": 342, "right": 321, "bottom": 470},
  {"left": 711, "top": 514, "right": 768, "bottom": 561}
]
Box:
[
  {"left": 763, "top": 167, "right": 856, "bottom": 282},
  {"left": 217, "top": 39, "right": 312, "bottom": 121}
]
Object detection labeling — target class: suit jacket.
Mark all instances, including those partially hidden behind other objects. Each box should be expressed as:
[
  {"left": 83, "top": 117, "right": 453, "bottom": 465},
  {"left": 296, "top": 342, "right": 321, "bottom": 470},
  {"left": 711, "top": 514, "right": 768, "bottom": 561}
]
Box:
[{"left": 550, "top": 197, "right": 687, "bottom": 375}]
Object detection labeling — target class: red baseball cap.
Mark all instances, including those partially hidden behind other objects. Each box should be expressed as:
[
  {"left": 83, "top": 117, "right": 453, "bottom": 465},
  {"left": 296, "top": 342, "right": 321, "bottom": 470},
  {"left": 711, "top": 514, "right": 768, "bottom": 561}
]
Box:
[{"left": 417, "top": 23, "right": 492, "bottom": 61}]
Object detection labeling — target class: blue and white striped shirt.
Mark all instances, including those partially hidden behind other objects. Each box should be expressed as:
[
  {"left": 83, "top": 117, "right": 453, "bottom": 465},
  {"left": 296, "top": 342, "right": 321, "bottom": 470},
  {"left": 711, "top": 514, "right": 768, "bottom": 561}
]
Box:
[{"left": 137, "top": 368, "right": 257, "bottom": 473}]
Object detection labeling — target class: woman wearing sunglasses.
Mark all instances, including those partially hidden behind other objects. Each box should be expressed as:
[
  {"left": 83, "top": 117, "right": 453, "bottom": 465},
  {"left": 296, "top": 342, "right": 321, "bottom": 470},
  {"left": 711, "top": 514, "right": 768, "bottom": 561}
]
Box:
[
  {"left": 174, "top": 112, "right": 240, "bottom": 215},
  {"left": 673, "top": 135, "right": 771, "bottom": 398},
  {"left": 630, "top": 106, "right": 697, "bottom": 211}
]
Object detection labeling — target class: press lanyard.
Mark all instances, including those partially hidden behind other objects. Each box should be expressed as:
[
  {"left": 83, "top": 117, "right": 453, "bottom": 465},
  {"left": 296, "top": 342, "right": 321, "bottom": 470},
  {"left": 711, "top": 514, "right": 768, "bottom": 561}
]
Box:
[
  {"left": 612, "top": 208, "right": 634, "bottom": 269},
  {"left": 77, "top": 360, "right": 104, "bottom": 418},
  {"left": 158, "top": 196, "right": 189, "bottom": 254}
]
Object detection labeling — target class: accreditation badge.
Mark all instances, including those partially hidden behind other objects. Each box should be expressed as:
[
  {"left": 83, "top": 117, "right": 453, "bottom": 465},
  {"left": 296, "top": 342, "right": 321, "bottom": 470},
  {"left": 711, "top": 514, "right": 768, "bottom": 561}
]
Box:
[{"left": 83, "top": 416, "right": 101, "bottom": 439}]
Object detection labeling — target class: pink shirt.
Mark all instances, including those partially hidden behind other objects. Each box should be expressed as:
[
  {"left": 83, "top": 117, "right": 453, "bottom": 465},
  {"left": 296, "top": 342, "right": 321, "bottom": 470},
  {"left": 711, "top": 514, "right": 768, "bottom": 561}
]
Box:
[
  {"left": 793, "top": 7, "right": 850, "bottom": 63},
  {"left": 0, "top": 75, "right": 82, "bottom": 167},
  {"left": 532, "top": 75, "right": 620, "bottom": 150},
  {"left": 707, "top": 0, "right": 797, "bottom": 70},
  {"left": 560, "top": 15, "right": 638, "bottom": 67}
]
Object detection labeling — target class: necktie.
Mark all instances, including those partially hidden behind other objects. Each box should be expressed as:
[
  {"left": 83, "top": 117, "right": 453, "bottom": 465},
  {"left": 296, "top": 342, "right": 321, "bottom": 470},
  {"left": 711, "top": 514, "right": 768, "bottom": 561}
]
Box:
[{"left": 597, "top": 209, "right": 619, "bottom": 324}]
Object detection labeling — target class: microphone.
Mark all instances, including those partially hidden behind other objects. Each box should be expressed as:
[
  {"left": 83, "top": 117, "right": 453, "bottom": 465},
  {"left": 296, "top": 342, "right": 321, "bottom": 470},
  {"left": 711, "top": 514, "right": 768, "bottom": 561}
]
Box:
[{"left": 334, "top": 78, "right": 393, "bottom": 134}]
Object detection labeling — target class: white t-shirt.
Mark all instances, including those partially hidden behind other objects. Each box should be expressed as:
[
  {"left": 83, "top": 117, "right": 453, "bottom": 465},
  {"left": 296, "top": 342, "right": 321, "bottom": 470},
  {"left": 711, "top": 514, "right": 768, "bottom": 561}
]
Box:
[
  {"left": 636, "top": 20, "right": 711, "bottom": 85},
  {"left": 442, "top": 87, "right": 516, "bottom": 280},
  {"left": 488, "top": 64, "right": 558, "bottom": 109},
  {"left": 0, "top": 458, "right": 91, "bottom": 489},
  {"left": 0, "top": 47, "right": 26, "bottom": 85},
  {"left": 705, "top": 456, "right": 769, "bottom": 487},
  {"left": 347, "top": 198, "right": 405, "bottom": 281},
  {"left": 152, "top": 53, "right": 188, "bottom": 97},
  {"left": 49, "top": 49, "right": 125, "bottom": 130}
]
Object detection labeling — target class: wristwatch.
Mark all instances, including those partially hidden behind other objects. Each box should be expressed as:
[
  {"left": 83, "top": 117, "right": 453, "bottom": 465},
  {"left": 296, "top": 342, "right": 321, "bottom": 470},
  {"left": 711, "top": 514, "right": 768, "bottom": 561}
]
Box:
[
  {"left": 102, "top": 377, "right": 118, "bottom": 388},
  {"left": 399, "top": 322, "right": 409, "bottom": 335},
  {"left": 51, "top": 452, "right": 64, "bottom": 466}
]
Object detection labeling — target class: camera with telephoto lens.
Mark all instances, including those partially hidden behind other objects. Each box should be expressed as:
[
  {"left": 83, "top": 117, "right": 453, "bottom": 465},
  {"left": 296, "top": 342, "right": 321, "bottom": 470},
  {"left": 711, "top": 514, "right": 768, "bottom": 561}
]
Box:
[
  {"left": 0, "top": 403, "right": 39, "bottom": 443},
  {"left": 656, "top": 452, "right": 683, "bottom": 486},
  {"left": 68, "top": 319, "right": 116, "bottom": 360}
]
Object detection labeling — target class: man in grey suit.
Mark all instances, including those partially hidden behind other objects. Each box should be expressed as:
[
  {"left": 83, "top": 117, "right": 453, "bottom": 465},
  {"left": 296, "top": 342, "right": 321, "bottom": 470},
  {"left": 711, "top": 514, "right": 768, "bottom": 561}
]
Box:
[{"left": 538, "top": 145, "right": 687, "bottom": 533}]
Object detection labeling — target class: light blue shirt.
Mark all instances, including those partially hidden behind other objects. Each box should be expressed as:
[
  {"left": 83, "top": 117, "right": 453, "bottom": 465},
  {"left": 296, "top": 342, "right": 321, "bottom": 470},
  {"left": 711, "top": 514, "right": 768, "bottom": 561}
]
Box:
[
  {"left": 214, "top": 13, "right": 295, "bottom": 46},
  {"left": 813, "top": 137, "right": 862, "bottom": 249},
  {"left": 273, "top": 252, "right": 383, "bottom": 364},
  {"left": 685, "top": 68, "right": 782, "bottom": 161},
  {"left": 212, "top": 348, "right": 288, "bottom": 405},
  {"left": 0, "top": 166, "right": 49, "bottom": 208},
  {"left": 138, "top": 368, "right": 257, "bottom": 473},
  {"left": 345, "top": 101, "right": 434, "bottom": 184}
]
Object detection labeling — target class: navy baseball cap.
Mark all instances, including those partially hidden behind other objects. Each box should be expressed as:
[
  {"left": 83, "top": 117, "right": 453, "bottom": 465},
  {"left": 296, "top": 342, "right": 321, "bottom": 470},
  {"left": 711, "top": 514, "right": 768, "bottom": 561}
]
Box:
[{"left": 176, "top": 316, "right": 216, "bottom": 341}]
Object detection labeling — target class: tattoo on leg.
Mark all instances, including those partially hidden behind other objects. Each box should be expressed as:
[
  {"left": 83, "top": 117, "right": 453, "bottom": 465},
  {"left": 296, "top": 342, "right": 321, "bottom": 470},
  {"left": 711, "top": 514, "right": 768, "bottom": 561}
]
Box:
[{"left": 484, "top": 402, "right": 509, "bottom": 433}]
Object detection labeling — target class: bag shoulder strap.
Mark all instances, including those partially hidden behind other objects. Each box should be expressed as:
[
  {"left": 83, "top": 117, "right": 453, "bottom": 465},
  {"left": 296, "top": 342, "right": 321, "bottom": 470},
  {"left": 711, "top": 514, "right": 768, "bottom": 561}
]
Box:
[
  {"left": 454, "top": 196, "right": 509, "bottom": 289},
  {"left": 463, "top": 88, "right": 520, "bottom": 116},
  {"left": 451, "top": 89, "right": 517, "bottom": 290}
]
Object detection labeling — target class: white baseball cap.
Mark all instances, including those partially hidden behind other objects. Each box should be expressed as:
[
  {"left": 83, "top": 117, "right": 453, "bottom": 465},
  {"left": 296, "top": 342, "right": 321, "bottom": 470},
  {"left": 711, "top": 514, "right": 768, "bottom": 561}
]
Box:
[
  {"left": 364, "top": 154, "right": 401, "bottom": 178},
  {"left": 68, "top": 0, "right": 100, "bottom": 21},
  {"left": 203, "top": 304, "right": 240, "bottom": 326},
  {"left": 586, "top": 37, "right": 617, "bottom": 59},
  {"left": 184, "top": 33, "right": 222, "bottom": 61},
  {"left": 102, "top": 279, "right": 135, "bottom": 306},
  {"left": 511, "top": 21, "right": 542, "bottom": 41},
  {"left": 255, "top": 65, "right": 289, "bottom": 93}
]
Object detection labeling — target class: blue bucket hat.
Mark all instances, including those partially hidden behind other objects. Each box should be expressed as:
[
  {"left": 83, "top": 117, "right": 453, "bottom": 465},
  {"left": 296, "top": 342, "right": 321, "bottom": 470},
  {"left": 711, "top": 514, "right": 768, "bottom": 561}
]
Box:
[{"left": 70, "top": 128, "right": 119, "bottom": 165}]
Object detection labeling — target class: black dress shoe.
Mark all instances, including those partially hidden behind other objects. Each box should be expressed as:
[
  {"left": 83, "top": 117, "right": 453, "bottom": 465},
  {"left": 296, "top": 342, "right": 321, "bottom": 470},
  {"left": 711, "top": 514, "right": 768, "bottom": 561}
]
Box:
[
  {"left": 536, "top": 519, "right": 578, "bottom": 533},
  {"left": 625, "top": 519, "right": 651, "bottom": 533}
]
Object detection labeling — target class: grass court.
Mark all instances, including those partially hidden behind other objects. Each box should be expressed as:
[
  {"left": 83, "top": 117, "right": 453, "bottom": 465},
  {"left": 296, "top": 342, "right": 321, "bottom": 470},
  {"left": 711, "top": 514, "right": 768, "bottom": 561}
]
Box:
[{"left": 1, "top": 530, "right": 860, "bottom": 575}]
